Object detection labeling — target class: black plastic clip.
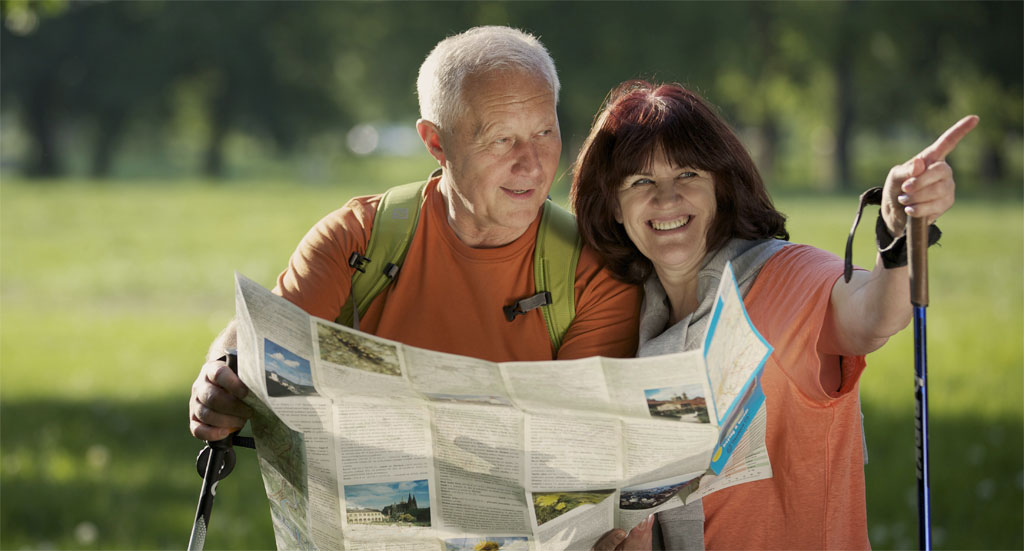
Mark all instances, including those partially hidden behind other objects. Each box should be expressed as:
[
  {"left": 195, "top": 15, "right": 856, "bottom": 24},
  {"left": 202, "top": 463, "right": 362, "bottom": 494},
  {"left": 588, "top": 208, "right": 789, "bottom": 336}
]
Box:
[
  {"left": 348, "top": 252, "right": 370, "bottom": 273},
  {"left": 503, "top": 292, "right": 552, "bottom": 322},
  {"left": 383, "top": 263, "right": 400, "bottom": 279}
]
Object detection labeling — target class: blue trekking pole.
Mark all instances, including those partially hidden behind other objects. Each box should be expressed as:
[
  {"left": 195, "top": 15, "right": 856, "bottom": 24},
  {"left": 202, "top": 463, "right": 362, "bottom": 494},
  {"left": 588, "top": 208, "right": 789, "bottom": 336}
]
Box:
[{"left": 908, "top": 216, "right": 931, "bottom": 551}]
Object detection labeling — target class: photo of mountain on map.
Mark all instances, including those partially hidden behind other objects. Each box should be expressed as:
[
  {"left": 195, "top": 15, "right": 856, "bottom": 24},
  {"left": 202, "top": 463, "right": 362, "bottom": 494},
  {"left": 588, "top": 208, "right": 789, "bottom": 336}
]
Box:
[
  {"left": 264, "top": 338, "right": 317, "bottom": 397},
  {"left": 316, "top": 321, "right": 402, "bottom": 376}
]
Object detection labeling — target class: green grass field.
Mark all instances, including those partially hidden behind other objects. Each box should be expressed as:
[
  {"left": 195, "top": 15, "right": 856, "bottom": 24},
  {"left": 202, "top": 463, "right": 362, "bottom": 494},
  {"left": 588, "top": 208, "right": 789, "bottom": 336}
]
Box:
[{"left": 2, "top": 174, "right": 1021, "bottom": 549}]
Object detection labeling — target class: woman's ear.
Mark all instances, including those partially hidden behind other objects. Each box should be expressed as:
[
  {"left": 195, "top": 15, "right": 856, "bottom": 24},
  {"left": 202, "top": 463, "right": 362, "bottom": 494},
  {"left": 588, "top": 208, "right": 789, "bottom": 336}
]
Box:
[{"left": 613, "top": 202, "right": 623, "bottom": 224}]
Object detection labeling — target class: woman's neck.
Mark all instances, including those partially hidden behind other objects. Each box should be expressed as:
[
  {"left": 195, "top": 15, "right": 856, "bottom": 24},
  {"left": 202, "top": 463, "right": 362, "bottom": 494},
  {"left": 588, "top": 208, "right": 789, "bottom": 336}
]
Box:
[{"left": 655, "top": 265, "right": 702, "bottom": 326}]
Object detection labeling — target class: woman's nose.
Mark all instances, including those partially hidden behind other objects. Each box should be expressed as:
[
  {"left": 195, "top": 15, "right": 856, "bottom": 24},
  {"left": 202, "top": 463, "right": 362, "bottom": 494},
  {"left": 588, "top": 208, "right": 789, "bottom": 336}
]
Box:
[{"left": 653, "top": 181, "right": 682, "bottom": 206}]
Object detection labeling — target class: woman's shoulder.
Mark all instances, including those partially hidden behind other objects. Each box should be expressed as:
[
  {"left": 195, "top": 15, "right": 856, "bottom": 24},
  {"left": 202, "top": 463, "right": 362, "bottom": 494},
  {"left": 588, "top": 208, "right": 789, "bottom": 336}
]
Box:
[
  {"left": 763, "top": 243, "right": 843, "bottom": 278},
  {"left": 751, "top": 243, "right": 845, "bottom": 302}
]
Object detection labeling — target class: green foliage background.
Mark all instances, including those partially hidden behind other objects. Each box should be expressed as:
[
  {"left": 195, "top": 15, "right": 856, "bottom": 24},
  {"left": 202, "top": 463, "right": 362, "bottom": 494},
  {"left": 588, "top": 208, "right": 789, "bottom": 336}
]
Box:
[{"left": 1, "top": 1, "right": 1021, "bottom": 190}]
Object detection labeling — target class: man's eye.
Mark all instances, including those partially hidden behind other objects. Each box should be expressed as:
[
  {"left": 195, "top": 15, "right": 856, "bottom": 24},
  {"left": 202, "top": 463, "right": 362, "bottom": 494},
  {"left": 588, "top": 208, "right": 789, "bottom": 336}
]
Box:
[
  {"left": 495, "top": 137, "right": 511, "bottom": 144},
  {"left": 537, "top": 129, "right": 552, "bottom": 137}
]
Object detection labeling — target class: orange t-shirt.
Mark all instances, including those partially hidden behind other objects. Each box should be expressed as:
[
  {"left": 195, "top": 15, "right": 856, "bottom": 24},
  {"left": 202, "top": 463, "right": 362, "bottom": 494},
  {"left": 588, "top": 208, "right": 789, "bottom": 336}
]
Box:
[
  {"left": 273, "top": 177, "right": 640, "bottom": 362},
  {"left": 703, "top": 245, "right": 870, "bottom": 550}
]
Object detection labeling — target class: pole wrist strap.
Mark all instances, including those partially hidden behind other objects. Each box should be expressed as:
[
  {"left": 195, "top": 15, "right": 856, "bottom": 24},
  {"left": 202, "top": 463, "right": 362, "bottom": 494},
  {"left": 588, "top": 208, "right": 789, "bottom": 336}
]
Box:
[{"left": 844, "top": 186, "right": 941, "bottom": 283}]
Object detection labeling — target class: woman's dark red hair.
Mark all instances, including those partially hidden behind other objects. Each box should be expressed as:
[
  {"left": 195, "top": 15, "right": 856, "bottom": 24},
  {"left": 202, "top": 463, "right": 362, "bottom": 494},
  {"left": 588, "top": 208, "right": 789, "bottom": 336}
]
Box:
[{"left": 571, "top": 81, "right": 789, "bottom": 284}]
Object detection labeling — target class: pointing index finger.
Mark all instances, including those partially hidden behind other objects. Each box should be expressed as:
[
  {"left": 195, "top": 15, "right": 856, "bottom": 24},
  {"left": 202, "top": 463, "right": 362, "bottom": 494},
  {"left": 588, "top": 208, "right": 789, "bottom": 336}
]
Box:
[{"left": 919, "top": 115, "right": 979, "bottom": 164}]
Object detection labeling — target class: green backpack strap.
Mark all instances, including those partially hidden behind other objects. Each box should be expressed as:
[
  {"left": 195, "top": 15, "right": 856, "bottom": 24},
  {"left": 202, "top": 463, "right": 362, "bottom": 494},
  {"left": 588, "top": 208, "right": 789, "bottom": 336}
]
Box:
[
  {"left": 534, "top": 200, "right": 581, "bottom": 352},
  {"left": 336, "top": 180, "right": 427, "bottom": 328}
]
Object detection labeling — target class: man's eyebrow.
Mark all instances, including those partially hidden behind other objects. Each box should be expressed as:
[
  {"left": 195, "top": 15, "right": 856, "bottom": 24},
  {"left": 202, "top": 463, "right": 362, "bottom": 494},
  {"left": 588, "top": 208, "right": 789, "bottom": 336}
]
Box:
[{"left": 471, "top": 121, "right": 497, "bottom": 140}]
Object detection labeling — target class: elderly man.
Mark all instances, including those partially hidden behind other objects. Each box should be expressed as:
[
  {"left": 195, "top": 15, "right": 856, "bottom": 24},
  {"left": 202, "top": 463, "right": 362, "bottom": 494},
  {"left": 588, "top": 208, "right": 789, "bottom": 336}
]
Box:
[{"left": 189, "top": 26, "right": 640, "bottom": 442}]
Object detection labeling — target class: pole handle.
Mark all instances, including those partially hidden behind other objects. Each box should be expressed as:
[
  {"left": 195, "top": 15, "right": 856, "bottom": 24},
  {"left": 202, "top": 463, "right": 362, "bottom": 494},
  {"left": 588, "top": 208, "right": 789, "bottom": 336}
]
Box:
[{"left": 908, "top": 217, "right": 929, "bottom": 307}]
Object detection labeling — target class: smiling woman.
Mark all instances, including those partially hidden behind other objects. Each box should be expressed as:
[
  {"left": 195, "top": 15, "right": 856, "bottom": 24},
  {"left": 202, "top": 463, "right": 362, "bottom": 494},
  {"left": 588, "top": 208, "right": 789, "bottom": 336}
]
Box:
[{"left": 572, "top": 81, "right": 976, "bottom": 550}]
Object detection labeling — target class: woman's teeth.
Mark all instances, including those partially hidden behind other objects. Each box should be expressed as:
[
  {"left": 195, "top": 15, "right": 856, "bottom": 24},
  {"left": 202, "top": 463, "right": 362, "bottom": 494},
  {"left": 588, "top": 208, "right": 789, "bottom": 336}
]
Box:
[{"left": 651, "top": 216, "right": 691, "bottom": 231}]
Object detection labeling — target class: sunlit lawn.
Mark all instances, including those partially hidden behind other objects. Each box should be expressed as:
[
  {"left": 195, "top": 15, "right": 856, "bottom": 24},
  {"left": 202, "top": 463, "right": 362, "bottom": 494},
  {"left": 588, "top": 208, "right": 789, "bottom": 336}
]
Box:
[{"left": 1, "top": 172, "right": 1021, "bottom": 549}]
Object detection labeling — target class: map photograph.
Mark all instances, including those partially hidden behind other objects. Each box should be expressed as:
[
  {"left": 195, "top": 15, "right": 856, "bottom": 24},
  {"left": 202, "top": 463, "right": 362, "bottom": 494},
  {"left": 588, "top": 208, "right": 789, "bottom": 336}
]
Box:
[
  {"left": 619, "top": 473, "right": 701, "bottom": 510},
  {"left": 343, "top": 479, "right": 431, "bottom": 527},
  {"left": 316, "top": 321, "right": 402, "bottom": 376},
  {"left": 264, "top": 338, "right": 317, "bottom": 397},
  {"left": 532, "top": 489, "right": 615, "bottom": 526},
  {"left": 444, "top": 536, "right": 530, "bottom": 551},
  {"left": 644, "top": 383, "right": 709, "bottom": 423}
]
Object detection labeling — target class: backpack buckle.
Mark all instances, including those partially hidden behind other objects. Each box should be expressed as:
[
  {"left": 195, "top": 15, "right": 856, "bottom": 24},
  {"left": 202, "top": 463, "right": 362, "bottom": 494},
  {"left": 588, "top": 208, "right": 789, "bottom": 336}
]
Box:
[
  {"left": 503, "top": 292, "right": 552, "bottom": 322},
  {"left": 348, "top": 252, "right": 370, "bottom": 273}
]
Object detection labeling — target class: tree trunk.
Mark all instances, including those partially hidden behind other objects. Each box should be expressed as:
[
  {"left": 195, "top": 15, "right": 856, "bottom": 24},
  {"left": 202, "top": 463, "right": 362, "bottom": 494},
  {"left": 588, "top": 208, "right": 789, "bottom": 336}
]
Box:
[
  {"left": 90, "top": 110, "right": 126, "bottom": 178},
  {"left": 834, "top": 56, "right": 854, "bottom": 191},
  {"left": 833, "top": 2, "right": 856, "bottom": 191},
  {"left": 752, "top": 3, "right": 779, "bottom": 180},
  {"left": 203, "top": 85, "right": 232, "bottom": 179},
  {"left": 759, "top": 116, "right": 779, "bottom": 181},
  {"left": 980, "top": 142, "right": 1004, "bottom": 185},
  {"left": 25, "top": 78, "right": 62, "bottom": 177}
]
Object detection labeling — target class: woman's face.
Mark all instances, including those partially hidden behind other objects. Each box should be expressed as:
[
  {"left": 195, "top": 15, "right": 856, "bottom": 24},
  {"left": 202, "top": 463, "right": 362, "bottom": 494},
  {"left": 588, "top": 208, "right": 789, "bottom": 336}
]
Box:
[{"left": 615, "top": 149, "right": 717, "bottom": 278}]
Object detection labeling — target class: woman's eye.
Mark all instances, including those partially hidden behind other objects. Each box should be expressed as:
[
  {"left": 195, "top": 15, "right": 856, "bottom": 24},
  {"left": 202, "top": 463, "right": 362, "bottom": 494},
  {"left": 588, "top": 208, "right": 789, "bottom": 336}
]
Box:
[
  {"left": 630, "top": 178, "right": 654, "bottom": 187},
  {"left": 677, "top": 171, "right": 698, "bottom": 179}
]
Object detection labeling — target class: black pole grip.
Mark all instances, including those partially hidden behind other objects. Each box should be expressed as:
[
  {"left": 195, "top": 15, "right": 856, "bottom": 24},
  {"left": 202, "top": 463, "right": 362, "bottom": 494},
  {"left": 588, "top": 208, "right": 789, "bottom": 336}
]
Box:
[{"left": 188, "top": 350, "right": 240, "bottom": 551}]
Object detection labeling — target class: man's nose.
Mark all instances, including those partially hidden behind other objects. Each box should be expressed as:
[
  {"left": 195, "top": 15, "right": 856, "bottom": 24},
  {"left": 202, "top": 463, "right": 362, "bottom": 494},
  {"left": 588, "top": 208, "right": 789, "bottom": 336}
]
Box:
[{"left": 512, "top": 141, "right": 542, "bottom": 177}]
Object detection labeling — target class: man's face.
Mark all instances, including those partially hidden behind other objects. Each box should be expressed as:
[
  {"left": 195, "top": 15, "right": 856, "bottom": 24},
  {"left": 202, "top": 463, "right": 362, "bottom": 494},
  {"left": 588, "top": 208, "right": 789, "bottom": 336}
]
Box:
[{"left": 439, "top": 69, "right": 561, "bottom": 246}]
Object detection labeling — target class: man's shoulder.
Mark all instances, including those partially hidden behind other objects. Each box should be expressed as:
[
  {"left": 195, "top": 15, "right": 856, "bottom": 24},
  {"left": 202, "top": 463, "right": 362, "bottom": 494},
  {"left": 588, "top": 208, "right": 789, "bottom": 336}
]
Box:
[
  {"left": 317, "top": 177, "right": 432, "bottom": 235},
  {"left": 574, "top": 242, "right": 639, "bottom": 296}
]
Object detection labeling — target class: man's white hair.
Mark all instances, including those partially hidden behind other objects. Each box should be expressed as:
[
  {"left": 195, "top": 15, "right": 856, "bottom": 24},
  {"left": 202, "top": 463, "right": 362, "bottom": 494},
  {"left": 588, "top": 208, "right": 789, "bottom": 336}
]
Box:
[{"left": 416, "top": 26, "right": 560, "bottom": 132}]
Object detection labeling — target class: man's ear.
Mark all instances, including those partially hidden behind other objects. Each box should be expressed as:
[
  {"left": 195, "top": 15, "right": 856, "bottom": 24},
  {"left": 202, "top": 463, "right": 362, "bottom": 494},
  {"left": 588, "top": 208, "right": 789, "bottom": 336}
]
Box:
[{"left": 416, "top": 119, "right": 446, "bottom": 165}]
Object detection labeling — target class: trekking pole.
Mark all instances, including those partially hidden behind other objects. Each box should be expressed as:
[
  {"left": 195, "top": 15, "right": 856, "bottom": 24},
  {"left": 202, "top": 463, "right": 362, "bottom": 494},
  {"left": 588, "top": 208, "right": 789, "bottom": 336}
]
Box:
[
  {"left": 188, "top": 350, "right": 242, "bottom": 551},
  {"left": 908, "top": 216, "right": 931, "bottom": 551}
]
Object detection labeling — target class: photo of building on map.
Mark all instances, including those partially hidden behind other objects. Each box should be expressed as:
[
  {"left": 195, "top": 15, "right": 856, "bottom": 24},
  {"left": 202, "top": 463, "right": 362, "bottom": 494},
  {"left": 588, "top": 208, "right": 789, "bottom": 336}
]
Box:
[
  {"left": 316, "top": 321, "right": 402, "bottom": 376},
  {"left": 264, "top": 338, "right": 317, "bottom": 397},
  {"left": 444, "top": 536, "right": 530, "bottom": 550},
  {"left": 343, "top": 479, "right": 431, "bottom": 527},
  {"left": 644, "top": 383, "right": 709, "bottom": 423}
]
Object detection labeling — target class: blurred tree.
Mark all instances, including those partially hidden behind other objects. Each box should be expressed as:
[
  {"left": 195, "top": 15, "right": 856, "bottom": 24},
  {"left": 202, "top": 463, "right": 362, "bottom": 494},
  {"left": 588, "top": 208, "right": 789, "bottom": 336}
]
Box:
[
  {"left": 1, "top": 1, "right": 1019, "bottom": 184},
  {"left": 1, "top": 1, "right": 350, "bottom": 178},
  {"left": 1, "top": 0, "right": 72, "bottom": 176},
  {"left": 169, "top": 2, "right": 348, "bottom": 177}
]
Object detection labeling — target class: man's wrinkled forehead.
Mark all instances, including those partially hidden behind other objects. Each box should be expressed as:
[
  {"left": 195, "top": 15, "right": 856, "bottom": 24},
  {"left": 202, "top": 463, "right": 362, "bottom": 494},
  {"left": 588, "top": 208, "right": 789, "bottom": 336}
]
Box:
[{"left": 456, "top": 69, "right": 558, "bottom": 135}]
